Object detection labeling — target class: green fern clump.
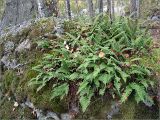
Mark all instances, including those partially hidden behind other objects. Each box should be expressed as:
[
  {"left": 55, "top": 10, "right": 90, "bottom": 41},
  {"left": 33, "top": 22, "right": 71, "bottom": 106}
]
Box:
[{"left": 29, "top": 16, "right": 154, "bottom": 112}]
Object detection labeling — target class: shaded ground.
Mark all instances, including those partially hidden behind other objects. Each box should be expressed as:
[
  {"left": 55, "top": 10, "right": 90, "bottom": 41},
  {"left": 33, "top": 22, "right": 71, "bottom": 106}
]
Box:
[
  {"left": 150, "top": 23, "right": 160, "bottom": 42},
  {"left": 150, "top": 24, "right": 160, "bottom": 104},
  {"left": 151, "top": 28, "right": 160, "bottom": 40}
]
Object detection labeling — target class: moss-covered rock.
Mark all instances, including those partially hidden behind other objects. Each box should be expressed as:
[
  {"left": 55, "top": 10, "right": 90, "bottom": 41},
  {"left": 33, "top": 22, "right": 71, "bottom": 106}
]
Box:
[
  {"left": 2, "top": 70, "right": 19, "bottom": 93},
  {"left": 0, "top": 17, "right": 66, "bottom": 118},
  {"left": 0, "top": 100, "right": 35, "bottom": 119}
]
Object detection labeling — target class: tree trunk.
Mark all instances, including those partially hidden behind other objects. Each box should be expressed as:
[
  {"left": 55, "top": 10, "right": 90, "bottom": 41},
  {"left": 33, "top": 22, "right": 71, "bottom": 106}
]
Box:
[
  {"left": 66, "top": 0, "right": 71, "bottom": 19},
  {"left": 98, "top": 0, "right": 103, "bottom": 14},
  {"left": 136, "top": 0, "right": 140, "bottom": 18},
  {"left": 75, "top": 0, "right": 79, "bottom": 15},
  {"left": 107, "top": 0, "right": 112, "bottom": 20},
  {"left": 130, "top": 0, "right": 139, "bottom": 18},
  {"left": 111, "top": 0, "right": 115, "bottom": 20},
  {"left": 87, "top": 0, "right": 94, "bottom": 18},
  {"left": 95, "top": 0, "right": 98, "bottom": 11}
]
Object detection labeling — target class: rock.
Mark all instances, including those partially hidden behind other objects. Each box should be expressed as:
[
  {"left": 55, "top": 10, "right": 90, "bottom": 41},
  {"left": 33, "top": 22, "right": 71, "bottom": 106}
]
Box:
[
  {"left": 46, "top": 111, "right": 60, "bottom": 120},
  {"left": 1, "top": 55, "right": 23, "bottom": 69},
  {"left": 0, "top": 0, "right": 38, "bottom": 31},
  {"left": 35, "top": 109, "right": 61, "bottom": 120},
  {"left": 151, "top": 15, "right": 160, "bottom": 21},
  {"left": 107, "top": 102, "right": 120, "bottom": 120},
  {"left": 0, "top": 0, "right": 57, "bottom": 33},
  {"left": 61, "top": 113, "right": 71, "bottom": 120},
  {"left": 4, "top": 41, "right": 14, "bottom": 53},
  {"left": 25, "top": 98, "right": 35, "bottom": 109},
  {"left": 1, "top": 55, "right": 10, "bottom": 67},
  {"left": 15, "top": 39, "right": 31, "bottom": 52}
]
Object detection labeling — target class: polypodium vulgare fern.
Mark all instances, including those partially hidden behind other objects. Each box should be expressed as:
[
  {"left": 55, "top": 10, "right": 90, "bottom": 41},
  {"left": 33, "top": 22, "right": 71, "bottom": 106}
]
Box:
[{"left": 29, "top": 16, "right": 154, "bottom": 112}]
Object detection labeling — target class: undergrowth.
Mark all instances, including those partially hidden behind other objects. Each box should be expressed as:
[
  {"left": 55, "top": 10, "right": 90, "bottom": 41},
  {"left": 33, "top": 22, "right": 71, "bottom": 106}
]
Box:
[{"left": 29, "top": 16, "right": 154, "bottom": 112}]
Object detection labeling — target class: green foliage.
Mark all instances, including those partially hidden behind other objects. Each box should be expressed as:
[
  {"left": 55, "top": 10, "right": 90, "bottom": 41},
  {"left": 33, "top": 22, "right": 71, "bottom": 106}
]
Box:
[
  {"left": 29, "top": 16, "right": 154, "bottom": 112},
  {"left": 36, "top": 40, "right": 51, "bottom": 49}
]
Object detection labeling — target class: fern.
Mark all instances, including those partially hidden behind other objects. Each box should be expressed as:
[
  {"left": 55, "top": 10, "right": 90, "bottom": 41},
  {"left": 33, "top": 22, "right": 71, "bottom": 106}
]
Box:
[
  {"left": 50, "top": 83, "right": 69, "bottom": 100},
  {"left": 121, "top": 85, "right": 133, "bottom": 103},
  {"left": 79, "top": 92, "right": 93, "bottom": 112},
  {"left": 29, "top": 16, "right": 154, "bottom": 112}
]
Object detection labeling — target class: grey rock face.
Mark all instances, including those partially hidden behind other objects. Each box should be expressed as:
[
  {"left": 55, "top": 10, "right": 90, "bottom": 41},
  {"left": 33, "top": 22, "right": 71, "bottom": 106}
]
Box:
[
  {"left": 0, "top": 0, "right": 38, "bottom": 31},
  {"left": 0, "top": 0, "right": 57, "bottom": 32},
  {"left": 15, "top": 39, "right": 31, "bottom": 53},
  {"left": 61, "top": 113, "right": 71, "bottom": 120},
  {"left": 1, "top": 39, "right": 29, "bottom": 69},
  {"left": 151, "top": 15, "right": 160, "bottom": 21},
  {"left": 1, "top": 54, "right": 23, "bottom": 69},
  {"left": 4, "top": 41, "right": 14, "bottom": 53},
  {"left": 107, "top": 102, "right": 120, "bottom": 120}
]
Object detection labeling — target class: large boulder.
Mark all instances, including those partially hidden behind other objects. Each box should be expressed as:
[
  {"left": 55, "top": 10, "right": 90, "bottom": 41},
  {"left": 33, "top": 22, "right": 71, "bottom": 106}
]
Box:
[{"left": 0, "top": 0, "right": 57, "bottom": 33}]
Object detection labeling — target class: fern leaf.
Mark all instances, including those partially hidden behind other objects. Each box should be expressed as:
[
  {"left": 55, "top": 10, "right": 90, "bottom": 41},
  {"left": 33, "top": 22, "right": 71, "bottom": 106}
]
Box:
[
  {"left": 130, "top": 58, "right": 141, "bottom": 62},
  {"left": 114, "top": 75, "right": 121, "bottom": 95},
  {"left": 130, "top": 83, "right": 146, "bottom": 103},
  {"left": 98, "top": 74, "right": 112, "bottom": 85},
  {"left": 119, "top": 71, "right": 129, "bottom": 83},
  {"left": 121, "top": 85, "right": 133, "bottom": 103},
  {"left": 69, "top": 72, "right": 79, "bottom": 80},
  {"left": 50, "top": 83, "right": 69, "bottom": 100},
  {"left": 99, "top": 85, "right": 106, "bottom": 96},
  {"left": 80, "top": 92, "right": 93, "bottom": 112},
  {"left": 77, "top": 81, "right": 89, "bottom": 94}
]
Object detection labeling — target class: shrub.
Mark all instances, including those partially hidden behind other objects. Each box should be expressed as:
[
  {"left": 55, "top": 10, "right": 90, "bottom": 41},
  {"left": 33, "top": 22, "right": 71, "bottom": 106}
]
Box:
[{"left": 29, "top": 16, "right": 154, "bottom": 112}]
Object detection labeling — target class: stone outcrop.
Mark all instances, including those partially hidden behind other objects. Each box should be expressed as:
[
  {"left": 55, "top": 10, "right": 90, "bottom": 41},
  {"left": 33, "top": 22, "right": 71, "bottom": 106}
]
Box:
[
  {"left": 0, "top": 17, "right": 66, "bottom": 119},
  {"left": 0, "top": 0, "right": 57, "bottom": 32}
]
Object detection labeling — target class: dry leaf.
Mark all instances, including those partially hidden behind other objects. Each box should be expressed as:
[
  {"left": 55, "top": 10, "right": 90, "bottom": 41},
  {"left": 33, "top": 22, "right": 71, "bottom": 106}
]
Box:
[
  {"left": 124, "top": 54, "right": 129, "bottom": 58},
  {"left": 99, "top": 51, "right": 105, "bottom": 58},
  {"left": 107, "top": 83, "right": 113, "bottom": 88}
]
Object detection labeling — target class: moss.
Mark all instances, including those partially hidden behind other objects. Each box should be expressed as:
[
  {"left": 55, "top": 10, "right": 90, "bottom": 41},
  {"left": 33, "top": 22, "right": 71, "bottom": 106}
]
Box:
[
  {"left": 134, "top": 104, "right": 159, "bottom": 119},
  {"left": 0, "top": 16, "right": 63, "bottom": 118},
  {"left": 28, "top": 89, "right": 68, "bottom": 113},
  {"left": 28, "top": 17, "right": 55, "bottom": 40},
  {"left": 77, "top": 97, "right": 113, "bottom": 119},
  {"left": 15, "top": 50, "right": 68, "bottom": 113},
  {"left": 120, "top": 100, "right": 136, "bottom": 120},
  {"left": 28, "top": 25, "right": 43, "bottom": 39},
  {"left": 2, "top": 70, "right": 19, "bottom": 93},
  {"left": 140, "top": 48, "right": 160, "bottom": 73},
  {"left": 15, "top": 69, "right": 37, "bottom": 102},
  {"left": 0, "top": 100, "right": 16, "bottom": 119},
  {"left": 0, "top": 100, "right": 35, "bottom": 119}
]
